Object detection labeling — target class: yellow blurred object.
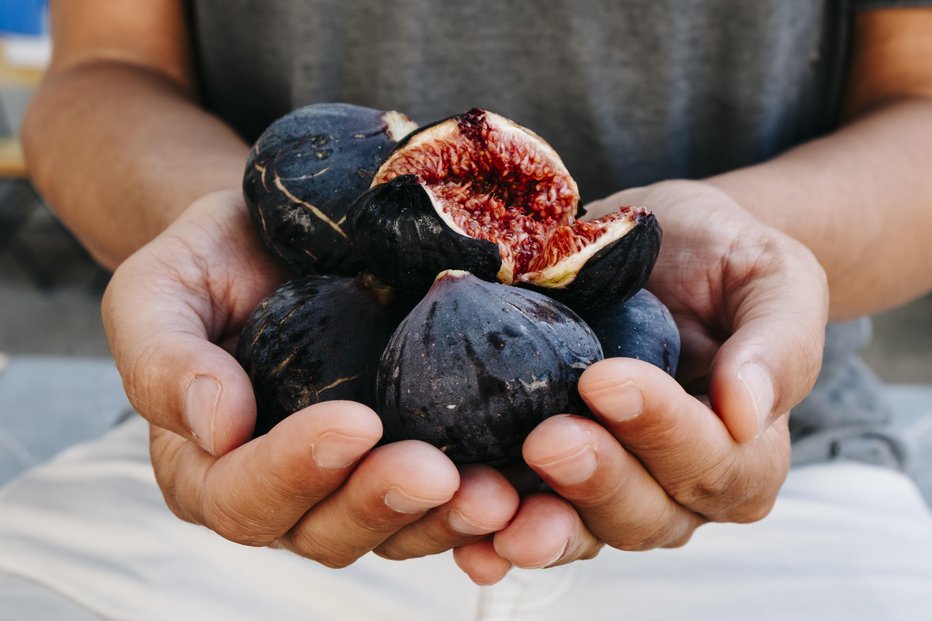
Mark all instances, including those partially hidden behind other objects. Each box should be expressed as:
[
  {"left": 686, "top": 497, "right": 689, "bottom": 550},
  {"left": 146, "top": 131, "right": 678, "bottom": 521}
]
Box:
[
  {"left": 0, "top": 135, "right": 25, "bottom": 177},
  {"left": 0, "top": 38, "right": 44, "bottom": 87},
  {"left": 0, "top": 38, "right": 45, "bottom": 178}
]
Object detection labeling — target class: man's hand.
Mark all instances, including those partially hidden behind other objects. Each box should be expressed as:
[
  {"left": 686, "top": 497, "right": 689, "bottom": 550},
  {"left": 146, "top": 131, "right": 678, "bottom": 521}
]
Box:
[
  {"left": 454, "top": 180, "right": 829, "bottom": 583},
  {"left": 102, "top": 190, "right": 519, "bottom": 567}
]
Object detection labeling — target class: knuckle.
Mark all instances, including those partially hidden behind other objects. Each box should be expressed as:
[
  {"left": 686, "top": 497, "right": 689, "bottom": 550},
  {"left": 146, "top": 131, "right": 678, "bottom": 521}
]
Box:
[
  {"left": 154, "top": 474, "right": 197, "bottom": 525},
  {"left": 670, "top": 453, "right": 743, "bottom": 509},
  {"left": 372, "top": 542, "right": 414, "bottom": 561},
  {"left": 616, "top": 523, "right": 676, "bottom": 552},
  {"left": 149, "top": 430, "right": 197, "bottom": 525},
  {"left": 308, "top": 549, "right": 358, "bottom": 569},
  {"left": 356, "top": 509, "right": 414, "bottom": 534},
  {"left": 728, "top": 493, "right": 778, "bottom": 524},
  {"left": 283, "top": 530, "right": 361, "bottom": 569},
  {"left": 252, "top": 459, "right": 314, "bottom": 506},
  {"left": 718, "top": 437, "right": 787, "bottom": 523},
  {"left": 317, "top": 556, "right": 357, "bottom": 569},
  {"left": 162, "top": 496, "right": 195, "bottom": 524},
  {"left": 692, "top": 465, "right": 741, "bottom": 502},
  {"left": 578, "top": 542, "right": 604, "bottom": 561},
  {"left": 605, "top": 503, "right": 684, "bottom": 552},
  {"left": 661, "top": 525, "right": 699, "bottom": 549},
  {"left": 121, "top": 340, "right": 163, "bottom": 420},
  {"left": 199, "top": 496, "right": 278, "bottom": 547}
]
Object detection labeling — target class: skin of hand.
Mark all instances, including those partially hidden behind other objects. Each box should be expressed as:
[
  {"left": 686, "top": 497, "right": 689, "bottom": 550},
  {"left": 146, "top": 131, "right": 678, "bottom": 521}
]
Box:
[
  {"left": 452, "top": 181, "right": 829, "bottom": 582},
  {"left": 102, "top": 189, "right": 520, "bottom": 567}
]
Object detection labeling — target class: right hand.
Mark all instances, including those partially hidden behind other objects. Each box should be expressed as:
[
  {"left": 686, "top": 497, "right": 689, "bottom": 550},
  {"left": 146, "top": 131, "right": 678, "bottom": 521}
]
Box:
[{"left": 102, "top": 189, "right": 518, "bottom": 568}]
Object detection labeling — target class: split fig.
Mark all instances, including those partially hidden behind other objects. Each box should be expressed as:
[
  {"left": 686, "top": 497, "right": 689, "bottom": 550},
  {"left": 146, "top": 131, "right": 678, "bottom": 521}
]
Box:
[
  {"left": 582, "top": 289, "right": 681, "bottom": 376},
  {"left": 236, "top": 274, "right": 406, "bottom": 436},
  {"left": 377, "top": 270, "right": 604, "bottom": 464},
  {"left": 244, "top": 103, "right": 417, "bottom": 275},
  {"left": 348, "top": 108, "right": 661, "bottom": 310}
]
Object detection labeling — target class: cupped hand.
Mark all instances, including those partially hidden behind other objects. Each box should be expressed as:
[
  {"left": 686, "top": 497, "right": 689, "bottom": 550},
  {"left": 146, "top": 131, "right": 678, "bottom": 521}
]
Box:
[
  {"left": 455, "top": 179, "right": 829, "bottom": 583},
  {"left": 102, "top": 189, "right": 518, "bottom": 567}
]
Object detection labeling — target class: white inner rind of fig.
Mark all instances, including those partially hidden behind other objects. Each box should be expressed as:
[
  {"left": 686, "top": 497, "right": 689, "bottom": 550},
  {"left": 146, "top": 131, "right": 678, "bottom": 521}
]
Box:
[
  {"left": 382, "top": 111, "right": 419, "bottom": 142},
  {"left": 373, "top": 109, "right": 638, "bottom": 287}
]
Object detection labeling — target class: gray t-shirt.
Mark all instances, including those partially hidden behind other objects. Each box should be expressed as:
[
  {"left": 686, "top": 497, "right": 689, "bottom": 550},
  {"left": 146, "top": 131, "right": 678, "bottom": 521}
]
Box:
[{"left": 188, "top": 0, "right": 929, "bottom": 466}]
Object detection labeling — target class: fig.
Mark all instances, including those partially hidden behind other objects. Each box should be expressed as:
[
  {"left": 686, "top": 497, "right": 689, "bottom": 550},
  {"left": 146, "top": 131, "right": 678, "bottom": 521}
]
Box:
[
  {"left": 582, "top": 289, "right": 681, "bottom": 377},
  {"left": 348, "top": 108, "right": 661, "bottom": 310},
  {"left": 243, "top": 103, "right": 418, "bottom": 275},
  {"left": 236, "top": 274, "right": 406, "bottom": 436},
  {"left": 377, "top": 270, "right": 604, "bottom": 464}
]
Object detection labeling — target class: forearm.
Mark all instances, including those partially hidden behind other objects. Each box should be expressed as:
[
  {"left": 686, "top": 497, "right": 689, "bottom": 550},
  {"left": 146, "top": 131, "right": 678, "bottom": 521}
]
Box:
[
  {"left": 707, "top": 98, "right": 932, "bottom": 321},
  {"left": 22, "top": 59, "right": 249, "bottom": 270}
]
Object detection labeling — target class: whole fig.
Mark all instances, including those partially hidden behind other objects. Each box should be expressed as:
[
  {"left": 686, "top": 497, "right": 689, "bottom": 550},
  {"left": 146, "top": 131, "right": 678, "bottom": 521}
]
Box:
[
  {"left": 377, "top": 270, "right": 604, "bottom": 464},
  {"left": 582, "top": 289, "right": 681, "bottom": 376},
  {"left": 237, "top": 274, "right": 406, "bottom": 436},
  {"left": 244, "top": 102, "right": 417, "bottom": 275}
]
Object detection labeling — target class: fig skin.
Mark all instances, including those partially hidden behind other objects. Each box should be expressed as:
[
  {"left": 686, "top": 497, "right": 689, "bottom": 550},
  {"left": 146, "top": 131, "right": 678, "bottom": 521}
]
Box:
[
  {"left": 347, "top": 175, "right": 503, "bottom": 296},
  {"left": 582, "top": 288, "right": 681, "bottom": 377},
  {"left": 236, "top": 274, "right": 407, "bottom": 436},
  {"left": 524, "top": 212, "right": 662, "bottom": 312},
  {"left": 243, "top": 103, "right": 417, "bottom": 276},
  {"left": 376, "top": 270, "right": 604, "bottom": 464}
]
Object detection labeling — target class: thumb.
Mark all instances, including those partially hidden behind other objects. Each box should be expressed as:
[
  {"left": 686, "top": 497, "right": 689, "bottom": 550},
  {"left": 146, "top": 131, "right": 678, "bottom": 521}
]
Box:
[
  {"left": 102, "top": 194, "right": 281, "bottom": 455},
  {"left": 103, "top": 253, "right": 258, "bottom": 455},
  {"left": 709, "top": 232, "right": 828, "bottom": 443}
]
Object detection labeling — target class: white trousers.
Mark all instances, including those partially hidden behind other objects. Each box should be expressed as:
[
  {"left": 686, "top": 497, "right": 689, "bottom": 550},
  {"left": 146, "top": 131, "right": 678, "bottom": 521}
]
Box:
[{"left": 1, "top": 415, "right": 931, "bottom": 621}]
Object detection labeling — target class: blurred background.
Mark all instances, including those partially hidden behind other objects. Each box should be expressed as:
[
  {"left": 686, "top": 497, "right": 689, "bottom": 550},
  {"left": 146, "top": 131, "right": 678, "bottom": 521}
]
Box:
[
  {"left": 0, "top": 1, "right": 929, "bottom": 495},
  {"left": 0, "top": 1, "right": 133, "bottom": 487}
]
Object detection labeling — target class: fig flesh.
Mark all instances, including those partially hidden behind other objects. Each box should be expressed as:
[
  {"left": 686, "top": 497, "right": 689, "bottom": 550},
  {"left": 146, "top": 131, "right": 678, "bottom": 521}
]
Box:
[
  {"left": 583, "top": 289, "right": 681, "bottom": 377},
  {"left": 244, "top": 103, "right": 417, "bottom": 275},
  {"left": 236, "top": 274, "right": 405, "bottom": 436},
  {"left": 349, "top": 108, "right": 661, "bottom": 310},
  {"left": 376, "top": 270, "right": 604, "bottom": 464}
]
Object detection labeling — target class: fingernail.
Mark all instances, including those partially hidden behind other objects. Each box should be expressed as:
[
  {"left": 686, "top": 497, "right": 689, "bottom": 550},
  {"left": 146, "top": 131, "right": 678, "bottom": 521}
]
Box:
[
  {"left": 184, "top": 375, "right": 220, "bottom": 452},
  {"left": 535, "top": 444, "right": 598, "bottom": 487},
  {"left": 586, "top": 379, "right": 644, "bottom": 423},
  {"left": 738, "top": 362, "right": 775, "bottom": 434},
  {"left": 448, "top": 510, "right": 489, "bottom": 535},
  {"left": 384, "top": 487, "right": 447, "bottom": 514},
  {"left": 311, "top": 432, "right": 374, "bottom": 469}
]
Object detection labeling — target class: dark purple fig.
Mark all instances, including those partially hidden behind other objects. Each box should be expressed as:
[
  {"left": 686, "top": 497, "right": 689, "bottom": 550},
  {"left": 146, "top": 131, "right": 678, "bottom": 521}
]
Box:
[
  {"left": 244, "top": 103, "right": 417, "bottom": 276},
  {"left": 582, "top": 289, "right": 681, "bottom": 376},
  {"left": 377, "top": 270, "right": 604, "bottom": 464},
  {"left": 236, "top": 274, "right": 406, "bottom": 436},
  {"left": 348, "top": 108, "right": 661, "bottom": 310}
]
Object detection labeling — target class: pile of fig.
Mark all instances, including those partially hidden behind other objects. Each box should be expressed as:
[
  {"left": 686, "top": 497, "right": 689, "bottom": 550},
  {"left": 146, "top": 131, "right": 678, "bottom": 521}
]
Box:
[{"left": 236, "top": 103, "right": 679, "bottom": 464}]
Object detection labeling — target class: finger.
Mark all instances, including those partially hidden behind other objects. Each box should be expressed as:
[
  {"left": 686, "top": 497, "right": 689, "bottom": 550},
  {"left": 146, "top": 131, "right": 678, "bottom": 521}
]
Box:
[
  {"left": 579, "top": 358, "right": 790, "bottom": 522},
  {"left": 150, "top": 400, "right": 382, "bottom": 546},
  {"left": 600, "top": 182, "right": 828, "bottom": 441},
  {"left": 280, "top": 440, "right": 460, "bottom": 568},
  {"left": 103, "top": 195, "right": 281, "bottom": 454},
  {"left": 453, "top": 539, "right": 513, "bottom": 586},
  {"left": 492, "top": 494, "right": 602, "bottom": 569},
  {"left": 374, "top": 465, "right": 519, "bottom": 560},
  {"left": 709, "top": 230, "right": 828, "bottom": 441},
  {"left": 523, "top": 415, "right": 703, "bottom": 550}
]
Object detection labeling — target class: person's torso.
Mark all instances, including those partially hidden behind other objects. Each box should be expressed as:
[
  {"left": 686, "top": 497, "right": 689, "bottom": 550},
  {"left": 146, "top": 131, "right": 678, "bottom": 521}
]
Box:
[{"left": 189, "top": 0, "right": 901, "bottom": 466}]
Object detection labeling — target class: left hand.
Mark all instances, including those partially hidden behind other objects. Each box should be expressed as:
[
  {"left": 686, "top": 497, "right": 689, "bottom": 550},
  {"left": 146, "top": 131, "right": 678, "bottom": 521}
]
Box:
[
  {"left": 102, "top": 190, "right": 520, "bottom": 569},
  {"left": 453, "top": 179, "right": 829, "bottom": 583}
]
